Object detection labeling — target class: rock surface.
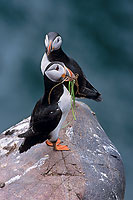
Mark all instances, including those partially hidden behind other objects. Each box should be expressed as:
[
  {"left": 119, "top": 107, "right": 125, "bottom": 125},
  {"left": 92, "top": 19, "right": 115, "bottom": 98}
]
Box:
[{"left": 0, "top": 101, "right": 125, "bottom": 200}]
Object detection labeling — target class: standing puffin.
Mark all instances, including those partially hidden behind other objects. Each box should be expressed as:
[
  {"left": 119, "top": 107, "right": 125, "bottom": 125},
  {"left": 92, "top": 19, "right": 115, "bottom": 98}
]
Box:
[
  {"left": 41, "top": 32, "right": 102, "bottom": 101},
  {"left": 18, "top": 62, "right": 75, "bottom": 153}
]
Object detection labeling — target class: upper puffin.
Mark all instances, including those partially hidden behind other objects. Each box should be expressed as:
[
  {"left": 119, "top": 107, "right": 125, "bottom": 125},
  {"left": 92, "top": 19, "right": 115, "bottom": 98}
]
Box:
[
  {"left": 18, "top": 62, "right": 75, "bottom": 153},
  {"left": 41, "top": 32, "right": 102, "bottom": 101}
]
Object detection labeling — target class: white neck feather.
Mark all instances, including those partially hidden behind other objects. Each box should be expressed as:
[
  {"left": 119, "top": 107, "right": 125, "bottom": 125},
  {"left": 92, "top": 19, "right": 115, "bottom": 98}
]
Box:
[{"left": 41, "top": 53, "right": 50, "bottom": 75}]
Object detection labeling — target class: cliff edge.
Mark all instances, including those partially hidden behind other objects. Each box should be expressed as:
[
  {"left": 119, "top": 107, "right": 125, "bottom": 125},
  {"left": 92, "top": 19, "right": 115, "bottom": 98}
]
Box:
[{"left": 0, "top": 101, "right": 125, "bottom": 200}]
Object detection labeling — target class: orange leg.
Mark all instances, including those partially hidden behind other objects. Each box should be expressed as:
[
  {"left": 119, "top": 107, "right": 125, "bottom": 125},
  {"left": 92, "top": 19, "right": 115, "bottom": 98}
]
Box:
[
  {"left": 46, "top": 138, "right": 61, "bottom": 147},
  {"left": 53, "top": 142, "right": 70, "bottom": 151}
]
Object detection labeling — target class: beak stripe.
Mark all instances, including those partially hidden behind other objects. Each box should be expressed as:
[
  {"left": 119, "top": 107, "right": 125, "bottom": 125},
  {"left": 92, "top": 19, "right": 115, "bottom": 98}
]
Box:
[
  {"left": 63, "top": 66, "right": 75, "bottom": 81},
  {"left": 48, "top": 41, "right": 52, "bottom": 55},
  {"left": 67, "top": 68, "right": 73, "bottom": 77}
]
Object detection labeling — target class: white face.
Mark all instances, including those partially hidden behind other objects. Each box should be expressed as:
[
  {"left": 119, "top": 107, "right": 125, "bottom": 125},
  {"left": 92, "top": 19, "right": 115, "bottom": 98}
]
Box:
[
  {"left": 45, "top": 34, "right": 49, "bottom": 48},
  {"left": 45, "top": 63, "right": 65, "bottom": 82},
  {"left": 44, "top": 35, "right": 62, "bottom": 51},
  {"left": 52, "top": 36, "right": 62, "bottom": 50}
]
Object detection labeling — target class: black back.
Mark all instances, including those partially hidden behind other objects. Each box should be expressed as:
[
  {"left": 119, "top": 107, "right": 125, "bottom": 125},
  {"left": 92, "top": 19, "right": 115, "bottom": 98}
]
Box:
[
  {"left": 18, "top": 72, "right": 64, "bottom": 153},
  {"left": 48, "top": 48, "right": 102, "bottom": 101}
]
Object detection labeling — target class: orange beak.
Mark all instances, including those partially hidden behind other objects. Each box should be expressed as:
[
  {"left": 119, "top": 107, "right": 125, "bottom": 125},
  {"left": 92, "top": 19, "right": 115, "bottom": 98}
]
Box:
[
  {"left": 62, "top": 66, "right": 76, "bottom": 81},
  {"left": 47, "top": 40, "right": 52, "bottom": 56}
]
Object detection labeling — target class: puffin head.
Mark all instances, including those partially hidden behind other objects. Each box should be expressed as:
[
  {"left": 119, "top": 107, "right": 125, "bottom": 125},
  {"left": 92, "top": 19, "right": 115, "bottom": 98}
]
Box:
[
  {"left": 45, "top": 32, "right": 62, "bottom": 56},
  {"left": 44, "top": 62, "right": 75, "bottom": 83}
]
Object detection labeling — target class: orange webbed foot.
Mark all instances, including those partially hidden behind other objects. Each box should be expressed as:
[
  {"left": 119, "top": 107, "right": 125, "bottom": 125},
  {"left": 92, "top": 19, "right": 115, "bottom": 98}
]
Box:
[
  {"left": 46, "top": 138, "right": 61, "bottom": 147},
  {"left": 53, "top": 143, "right": 70, "bottom": 151}
]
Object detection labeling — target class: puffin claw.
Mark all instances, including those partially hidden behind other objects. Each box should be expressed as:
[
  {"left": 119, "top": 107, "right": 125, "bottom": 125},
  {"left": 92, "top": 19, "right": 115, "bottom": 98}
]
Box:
[
  {"left": 46, "top": 138, "right": 61, "bottom": 147},
  {"left": 53, "top": 143, "right": 70, "bottom": 151}
]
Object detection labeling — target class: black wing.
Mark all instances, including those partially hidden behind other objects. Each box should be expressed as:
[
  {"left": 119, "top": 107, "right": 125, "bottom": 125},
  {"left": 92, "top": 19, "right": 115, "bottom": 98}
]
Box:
[
  {"left": 19, "top": 100, "right": 62, "bottom": 138},
  {"left": 30, "top": 100, "right": 62, "bottom": 134},
  {"left": 48, "top": 49, "right": 102, "bottom": 101},
  {"left": 67, "top": 58, "right": 102, "bottom": 101},
  {"left": 18, "top": 99, "right": 62, "bottom": 153}
]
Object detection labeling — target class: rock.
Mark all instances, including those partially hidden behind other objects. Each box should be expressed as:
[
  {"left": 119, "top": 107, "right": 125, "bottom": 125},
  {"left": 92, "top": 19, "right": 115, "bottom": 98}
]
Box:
[{"left": 0, "top": 101, "right": 125, "bottom": 200}]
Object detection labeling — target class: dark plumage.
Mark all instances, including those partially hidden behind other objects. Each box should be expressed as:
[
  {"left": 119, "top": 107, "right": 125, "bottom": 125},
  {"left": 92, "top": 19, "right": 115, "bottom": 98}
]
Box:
[
  {"left": 18, "top": 62, "right": 75, "bottom": 153},
  {"left": 41, "top": 32, "right": 102, "bottom": 101},
  {"left": 19, "top": 102, "right": 62, "bottom": 153}
]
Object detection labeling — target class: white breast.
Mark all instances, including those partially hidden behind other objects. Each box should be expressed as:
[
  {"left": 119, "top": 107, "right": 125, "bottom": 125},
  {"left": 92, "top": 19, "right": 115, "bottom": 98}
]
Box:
[
  {"left": 58, "top": 86, "right": 71, "bottom": 114},
  {"left": 49, "top": 85, "right": 71, "bottom": 142},
  {"left": 41, "top": 53, "right": 50, "bottom": 75}
]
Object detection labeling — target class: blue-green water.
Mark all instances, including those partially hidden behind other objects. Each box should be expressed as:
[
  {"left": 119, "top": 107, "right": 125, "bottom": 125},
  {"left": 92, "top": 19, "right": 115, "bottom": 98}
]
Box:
[{"left": 0, "top": 1, "right": 133, "bottom": 199}]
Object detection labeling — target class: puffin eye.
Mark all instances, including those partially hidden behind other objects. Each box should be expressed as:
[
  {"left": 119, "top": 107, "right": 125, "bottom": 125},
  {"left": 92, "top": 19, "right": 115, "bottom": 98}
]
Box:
[
  {"left": 55, "top": 65, "right": 59, "bottom": 71},
  {"left": 57, "top": 38, "right": 59, "bottom": 43}
]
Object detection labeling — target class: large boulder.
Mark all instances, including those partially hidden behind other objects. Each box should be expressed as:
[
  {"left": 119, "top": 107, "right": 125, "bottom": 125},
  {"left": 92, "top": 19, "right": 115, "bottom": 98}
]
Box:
[{"left": 0, "top": 101, "right": 125, "bottom": 200}]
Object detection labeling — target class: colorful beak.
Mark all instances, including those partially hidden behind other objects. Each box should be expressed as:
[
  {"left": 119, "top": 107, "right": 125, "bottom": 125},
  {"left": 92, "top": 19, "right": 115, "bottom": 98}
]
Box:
[
  {"left": 62, "top": 66, "right": 76, "bottom": 81},
  {"left": 47, "top": 40, "right": 52, "bottom": 56}
]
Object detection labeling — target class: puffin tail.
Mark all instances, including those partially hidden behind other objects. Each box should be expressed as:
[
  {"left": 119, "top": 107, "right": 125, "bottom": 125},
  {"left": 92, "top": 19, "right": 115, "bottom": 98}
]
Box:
[
  {"left": 84, "top": 79, "right": 102, "bottom": 102},
  {"left": 75, "top": 74, "right": 102, "bottom": 101},
  {"left": 81, "top": 87, "right": 102, "bottom": 101}
]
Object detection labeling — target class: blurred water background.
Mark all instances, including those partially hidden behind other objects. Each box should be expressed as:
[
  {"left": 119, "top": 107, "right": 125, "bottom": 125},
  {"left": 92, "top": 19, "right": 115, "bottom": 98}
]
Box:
[{"left": 0, "top": 0, "right": 133, "bottom": 199}]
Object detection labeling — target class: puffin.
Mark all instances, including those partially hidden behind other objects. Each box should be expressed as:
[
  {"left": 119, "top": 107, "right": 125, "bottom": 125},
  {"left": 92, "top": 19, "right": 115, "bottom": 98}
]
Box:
[
  {"left": 18, "top": 62, "right": 75, "bottom": 153},
  {"left": 41, "top": 32, "right": 102, "bottom": 101}
]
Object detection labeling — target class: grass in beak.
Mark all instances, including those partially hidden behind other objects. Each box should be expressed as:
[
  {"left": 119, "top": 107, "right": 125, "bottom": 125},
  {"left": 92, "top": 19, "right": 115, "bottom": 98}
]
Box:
[{"left": 69, "top": 80, "right": 76, "bottom": 120}]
